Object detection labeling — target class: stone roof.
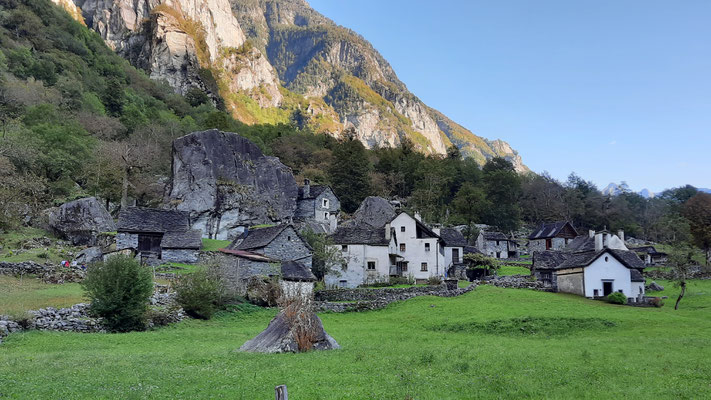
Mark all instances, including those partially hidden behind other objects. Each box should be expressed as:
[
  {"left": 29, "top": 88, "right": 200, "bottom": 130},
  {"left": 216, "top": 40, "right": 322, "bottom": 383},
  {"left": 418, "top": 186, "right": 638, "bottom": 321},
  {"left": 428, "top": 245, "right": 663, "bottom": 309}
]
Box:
[
  {"left": 440, "top": 228, "right": 467, "bottom": 247},
  {"left": 630, "top": 246, "right": 667, "bottom": 256},
  {"left": 564, "top": 235, "right": 596, "bottom": 252},
  {"left": 528, "top": 221, "right": 577, "bottom": 240},
  {"left": 533, "top": 250, "right": 573, "bottom": 270},
  {"left": 298, "top": 185, "right": 330, "bottom": 200},
  {"left": 229, "top": 225, "right": 308, "bottom": 251},
  {"left": 281, "top": 261, "right": 316, "bottom": 282},
  {"left": 630, "top": 268, "right": 645, "bottom": 282},
  {"left": 482, "top": 231, "right": 509, "bottom": 241},
  {"left": 329, "top": 224, "right": 389, "bottom": 246},
  {"left": 218, "top": 248, "right": 278, "bottom": 262},
  {"left": 553, "top": 249, "right": 647, "bottom": 271},
  {"left": 161, "top": 230, "right": 203, "bottom": 249},
  {"left": 464, "top": 246, "right": 482, "bottom": 255},
  {"left": 116, "top": 207, "right": 190, "bottom": 233}
]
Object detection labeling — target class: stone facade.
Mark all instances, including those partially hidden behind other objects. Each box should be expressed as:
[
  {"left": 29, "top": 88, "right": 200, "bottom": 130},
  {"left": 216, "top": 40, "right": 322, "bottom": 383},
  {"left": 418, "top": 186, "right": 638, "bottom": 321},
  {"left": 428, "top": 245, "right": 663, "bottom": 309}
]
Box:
[
  {"left": 213, "top": 253, "right": 281, "bottom": 295},
  {"left": 162, "top": 249, "right": 199, "bottom": 264},
  {"left": 258, "top": 227, "right": 313, "bottom": 269},
  {"left": 116, "top": 232, "right": 138, "bottom": 250},
  {"left": 529, "top": 237, "right": 569, "bottom": 252}
]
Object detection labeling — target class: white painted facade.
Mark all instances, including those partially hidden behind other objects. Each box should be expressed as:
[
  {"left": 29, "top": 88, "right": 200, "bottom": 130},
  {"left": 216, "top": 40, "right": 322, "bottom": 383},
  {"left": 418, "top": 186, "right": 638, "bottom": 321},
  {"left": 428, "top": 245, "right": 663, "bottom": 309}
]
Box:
[
  {"left": 325, "top": 243, "right": 391, "bottom": 288},
  {"left": 390, "top": 213, "right": 445, "bottom": 281},
  {"left": 582, "top": 251, "right": 644, "bottom": 301},
  {"left": 443, "top": 246, "right": 464, "bottom": 271}
]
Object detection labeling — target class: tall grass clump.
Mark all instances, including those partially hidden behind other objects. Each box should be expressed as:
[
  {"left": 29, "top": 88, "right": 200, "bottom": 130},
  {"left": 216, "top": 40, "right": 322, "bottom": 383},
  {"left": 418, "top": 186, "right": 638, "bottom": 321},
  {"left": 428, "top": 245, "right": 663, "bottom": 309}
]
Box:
[{"left": 82, "top": 255, "right": 153, "bottom": 332}]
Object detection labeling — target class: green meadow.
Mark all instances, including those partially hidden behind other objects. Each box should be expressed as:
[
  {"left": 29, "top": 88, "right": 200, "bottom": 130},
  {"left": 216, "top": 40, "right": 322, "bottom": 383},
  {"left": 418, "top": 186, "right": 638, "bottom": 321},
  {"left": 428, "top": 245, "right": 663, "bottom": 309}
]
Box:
[{"left": 1, "top": 280, "right": 710, "bottom": 399}]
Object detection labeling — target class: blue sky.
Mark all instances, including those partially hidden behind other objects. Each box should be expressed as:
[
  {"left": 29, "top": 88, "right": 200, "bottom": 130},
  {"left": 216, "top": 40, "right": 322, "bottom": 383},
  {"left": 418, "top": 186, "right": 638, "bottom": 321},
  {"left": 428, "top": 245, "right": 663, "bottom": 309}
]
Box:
[{"left": 308, "top": 0, "right": 711, "bottom": 193}]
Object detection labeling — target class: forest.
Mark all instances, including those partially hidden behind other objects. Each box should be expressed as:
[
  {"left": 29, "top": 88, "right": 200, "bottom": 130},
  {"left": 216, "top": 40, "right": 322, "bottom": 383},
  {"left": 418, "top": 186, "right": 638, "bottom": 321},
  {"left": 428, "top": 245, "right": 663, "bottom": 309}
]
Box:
[{"left": 0, "top": 0, "right": 709, "bottom": 262}]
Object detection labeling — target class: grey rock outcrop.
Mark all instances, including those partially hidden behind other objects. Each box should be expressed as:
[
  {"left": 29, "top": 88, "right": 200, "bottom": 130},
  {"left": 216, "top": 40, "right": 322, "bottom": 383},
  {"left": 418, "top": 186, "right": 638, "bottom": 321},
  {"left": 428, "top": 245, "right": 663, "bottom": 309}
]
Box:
[
  {"left": 349, "top": 196, "right": 397, "bottom": 228},
  {"left": 47, "top": 197, "right": 116, "bottom": 245},
  {"left": 166, "top": 129, "right": 298, "bottom": 240},
  {"left": 74, "top": 246, "right": 104, "bottom": 265},
  {"left": 239, "top": 311, "right": 339, "bottom": 353},
  {"left": 646, "top": 281, "right": 664, "bottom": 292}
]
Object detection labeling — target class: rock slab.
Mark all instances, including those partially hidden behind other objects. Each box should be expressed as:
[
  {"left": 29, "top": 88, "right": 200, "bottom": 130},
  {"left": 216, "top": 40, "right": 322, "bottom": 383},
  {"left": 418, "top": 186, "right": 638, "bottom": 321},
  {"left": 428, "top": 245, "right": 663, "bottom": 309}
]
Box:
[
  {"left": 166, "top": 129, "right": 298, "bottom": 240},
  {"left": 239, "top": 311, "right": 339, "bottom": 353},
  {"left": 47, "top": 197, "right": 116, "bottom": 245}
]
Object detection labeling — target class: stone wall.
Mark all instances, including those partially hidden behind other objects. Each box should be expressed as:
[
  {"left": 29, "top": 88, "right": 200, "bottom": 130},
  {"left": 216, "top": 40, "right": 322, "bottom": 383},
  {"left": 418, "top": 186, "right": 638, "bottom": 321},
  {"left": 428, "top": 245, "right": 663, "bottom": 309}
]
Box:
[
  {"left": 116, "top": 232, "right": 138, "bottom": 250},
  {"left": 0, "top": 262, "right": 85, "bottom": 283},
  {"left": 162, "top": 249, "right": 199, "bottom": 264},
  {"left": 261, "top": 227, "right": 312, "bottom": 268},
  {"left": 475, "top": 274, "right": 552, "bottom": 291},
  {"left": 212, "top": 253, "right": 281, "bottom": 296},
  {"left": 313, "top": 282, "right": 476, "bottom": 312}
]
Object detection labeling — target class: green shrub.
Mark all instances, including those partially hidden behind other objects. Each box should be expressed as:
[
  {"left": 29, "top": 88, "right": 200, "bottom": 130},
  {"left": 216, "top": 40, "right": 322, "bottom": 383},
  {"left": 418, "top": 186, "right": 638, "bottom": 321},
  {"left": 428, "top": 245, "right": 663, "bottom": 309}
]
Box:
[
  {"left": 174, "top": 267, "right": 224, "bottom": 320},
  {"left": 606, "top": 292, "right": 627, "bottom": 305},
  {"left": 82, "top": 255, "right": 153, "bottom": 332},
  {"left": 245, "top": 276, "right": 282, "bottom": 307},
  {"left": 427, "top": 276, "right": 442, "bottom": 286},
  {"left": 389, "top": 276, "right": 410, "bottom": 285}
]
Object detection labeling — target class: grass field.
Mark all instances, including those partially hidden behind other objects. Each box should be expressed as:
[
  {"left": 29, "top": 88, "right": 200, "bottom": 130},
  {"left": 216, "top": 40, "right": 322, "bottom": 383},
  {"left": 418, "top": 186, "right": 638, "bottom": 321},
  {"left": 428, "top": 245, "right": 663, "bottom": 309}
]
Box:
[
  {"left": 0, "top": 275, "right": 84, "bottom": 316},
  {"left": 497, "top": 265, "right": 531, "bottom": 276},
  {"left": 201, "top": 239, "right": 232, "bottom": 252},
  {"left": 1, "top": 280, "right": 709, "bottom": 399}
]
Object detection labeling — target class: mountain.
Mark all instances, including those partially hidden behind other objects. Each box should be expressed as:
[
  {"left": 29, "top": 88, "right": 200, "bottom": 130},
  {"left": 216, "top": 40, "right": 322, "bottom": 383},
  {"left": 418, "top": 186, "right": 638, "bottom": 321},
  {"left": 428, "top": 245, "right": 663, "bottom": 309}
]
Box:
[
  {"left": 602, "top": 182, "right": 656, "bottom": 198},
  {"left": 639, "top": 188, "right": 655, "bottom": 199},
  {"left": 58, "top": 0, "right": 527, "bottom": 171}
]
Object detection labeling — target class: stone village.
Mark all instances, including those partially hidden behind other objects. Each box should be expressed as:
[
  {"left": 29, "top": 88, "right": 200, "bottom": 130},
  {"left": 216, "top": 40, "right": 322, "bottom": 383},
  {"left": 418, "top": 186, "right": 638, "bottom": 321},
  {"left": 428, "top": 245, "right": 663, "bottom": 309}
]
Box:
[{"left": 38, "top": 129, "right": 665, "bottom": 306}]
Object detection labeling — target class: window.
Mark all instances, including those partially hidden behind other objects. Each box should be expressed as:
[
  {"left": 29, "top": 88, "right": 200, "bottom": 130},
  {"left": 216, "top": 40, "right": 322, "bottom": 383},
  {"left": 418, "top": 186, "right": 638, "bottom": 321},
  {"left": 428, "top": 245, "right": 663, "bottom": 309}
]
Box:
[
  {"left": 400, "top": 243, "right": 406, "bottom": 252},
  {"left": 324, "top": 212, "right": 330, "bottom": 220},
  {"left": 401, "top": 226, "right": 406, "bottom": 232},
  {"left": 420, "top": 262, "right": 428, "bottom": 271},
  {"left": 594, "top": 289, "right": 599, "bottom": 297},
  {"left": 339, "top": 280, "right": 347, "bottom": 288},
  {"left": 496, "top": 252, "right": 501, "bottom": 258},
  {"left": 341, "top": 245, "right": 348, "bottom": 252},
  {"left": 496, "top": 240, "right": 500, "bottom": 246},
  {"left": 367, "top": 261, "right": 376, "bottom": 270},
  {"left": 323, "top": 199, "right": 329, "bottom": 208},
  {"left": 452, "top": 248, "right": 460, "bottom": 263},
  {"left": 425, "top": 243, "right": 430, "bottom": 252},
  {"left": 605, "top": 256, "right": 609, "bottom": 262}
]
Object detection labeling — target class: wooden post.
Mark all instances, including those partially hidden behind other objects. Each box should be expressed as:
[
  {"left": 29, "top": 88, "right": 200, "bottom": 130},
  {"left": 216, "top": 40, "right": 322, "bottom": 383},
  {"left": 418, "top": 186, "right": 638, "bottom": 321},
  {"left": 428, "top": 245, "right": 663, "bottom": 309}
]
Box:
[{"left": 275, "top": 385, "right": 288, "bottom": 400}]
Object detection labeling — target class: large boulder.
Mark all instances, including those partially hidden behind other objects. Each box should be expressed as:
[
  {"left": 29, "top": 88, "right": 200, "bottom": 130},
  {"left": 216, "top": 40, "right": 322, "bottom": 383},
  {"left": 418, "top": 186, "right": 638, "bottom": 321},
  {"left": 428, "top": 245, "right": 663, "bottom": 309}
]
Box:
[
  {"left": 47, "top": 197, "right": 116, "bottom": 245},
  {"left": 349, "top": 196, "right": 397, "bottom": 228},
  {"left": 239, "top": 310, "right": 340, "bottom": 353},
  {"left": 166, "top": 130, "right": 298, "bottom": 240}
]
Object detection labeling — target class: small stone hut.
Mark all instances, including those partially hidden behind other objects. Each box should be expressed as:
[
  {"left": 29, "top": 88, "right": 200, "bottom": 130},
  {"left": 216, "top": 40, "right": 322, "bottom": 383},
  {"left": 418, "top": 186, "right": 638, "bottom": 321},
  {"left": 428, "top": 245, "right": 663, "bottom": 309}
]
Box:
[
  {"left": 279, "top": 261, "right": 317, "bottom": 301},
  {"left": 228, "top": 224, "right": 313, "bottom": 269},
  {"left": 161, "top": 230, "right": 203, "bottom": 263}
]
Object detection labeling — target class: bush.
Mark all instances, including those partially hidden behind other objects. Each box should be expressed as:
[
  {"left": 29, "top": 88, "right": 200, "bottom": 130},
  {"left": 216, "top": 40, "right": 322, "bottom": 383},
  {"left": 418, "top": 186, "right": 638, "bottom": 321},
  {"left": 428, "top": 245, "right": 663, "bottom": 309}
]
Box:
[
  {"left": 390, "top": 276, "right": 410, "bottom": 285},
  {"left": 427, "top": 276, "right": 442, "bottom": 286},
  {"left": 606, "top": 292, "right": 627, "bottom": 305},
  {"left": 82, "top": 255, "right": 153, "bottom": 332},
  {"left": 246, "top": 276, "right": 282, "bottom": 307},
  {"left": 174, "top": 267, "right": 224, "bottom": 320},
  {"left": 650, "top": 297, "right": 665, "bottom": 308}
]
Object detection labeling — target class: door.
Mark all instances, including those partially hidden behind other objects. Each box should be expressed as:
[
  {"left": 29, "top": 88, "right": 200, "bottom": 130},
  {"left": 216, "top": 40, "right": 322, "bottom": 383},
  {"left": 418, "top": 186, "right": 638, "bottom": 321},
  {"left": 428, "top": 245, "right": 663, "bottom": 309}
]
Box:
[
  {"left": 545, "top": 238, "right": 552, "bottom": 250},
  {"left": 602, "top": 281, "right": 613, "bottom": 296},
  {"left": 452, "top": 248, "right": 460, "bottom": 264}
]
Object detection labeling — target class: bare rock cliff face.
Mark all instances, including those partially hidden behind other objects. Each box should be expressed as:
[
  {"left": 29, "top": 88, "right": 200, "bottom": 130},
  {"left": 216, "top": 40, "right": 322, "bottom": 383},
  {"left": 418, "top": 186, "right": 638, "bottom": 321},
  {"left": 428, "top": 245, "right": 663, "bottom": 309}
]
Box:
[{"left": 166, "top": 129, "right": 298, "bottom": 240}]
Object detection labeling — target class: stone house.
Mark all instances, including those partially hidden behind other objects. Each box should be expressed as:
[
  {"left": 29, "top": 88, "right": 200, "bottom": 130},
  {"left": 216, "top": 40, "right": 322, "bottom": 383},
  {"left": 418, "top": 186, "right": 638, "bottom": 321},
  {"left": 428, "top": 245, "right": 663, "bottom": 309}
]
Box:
[
  {"left": 630, "top": 245, "right": 668, "bottom": 265},
  {"left": 215, "top": 248, "right": 281, "bottom": 295},
  {"left": 475, "top": 231, "right": 517, "bottom": 258},
  {"left": 279, "top": 261, "right": 317, "bottom": 301},
  {"left": 326, "top": 224, "right": 395, "bottom": 288},
  {"left": 528, "top": 221, "right": 578, "bottom": 251},
  {"left": 438, "top": 228, "right": 467, "bottom": 275},
  {"left": 160, "top": 230, "right": 203, "bottom": 263},
  {"left": 532, "top": 231, "right": 646, "bottom": 302},
  {"left": 389, "top": 212, "right": 445, "bottom": 283},
  {"left": 116, "top": 207, "right": 201, "bottom": 264},
  {"left": 296, "top": 179, "right": 340, "bottom": 232},
  {"left": 227, "top": 224, "right": 313, "bottom": 269}
]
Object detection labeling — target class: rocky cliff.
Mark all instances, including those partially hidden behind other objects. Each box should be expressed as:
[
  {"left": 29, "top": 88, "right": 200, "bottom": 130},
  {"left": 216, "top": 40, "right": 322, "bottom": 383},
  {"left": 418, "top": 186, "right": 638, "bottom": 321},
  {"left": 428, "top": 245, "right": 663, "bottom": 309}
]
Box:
[
  {"left": 66, "top": 0, "right": 527, "bottom": 171},
  {"left": 166, "top": 129, "right": 298, "bottom": 240}
]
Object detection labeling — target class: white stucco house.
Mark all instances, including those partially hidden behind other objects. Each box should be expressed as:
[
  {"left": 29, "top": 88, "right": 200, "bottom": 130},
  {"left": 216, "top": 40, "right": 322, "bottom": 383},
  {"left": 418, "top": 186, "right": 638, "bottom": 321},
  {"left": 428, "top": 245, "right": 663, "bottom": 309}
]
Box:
[
  {"left": 325, "top": 224, "right": 395, "bottom": 288},
  {"left": 437, "top": 227, "right": 467, "bottom": 275},
  {"left": 532, "top": 231, "right": 647, "bottom": 302},
  {"left": 390, "top": 212, "right": 445, "bottom": 283}
]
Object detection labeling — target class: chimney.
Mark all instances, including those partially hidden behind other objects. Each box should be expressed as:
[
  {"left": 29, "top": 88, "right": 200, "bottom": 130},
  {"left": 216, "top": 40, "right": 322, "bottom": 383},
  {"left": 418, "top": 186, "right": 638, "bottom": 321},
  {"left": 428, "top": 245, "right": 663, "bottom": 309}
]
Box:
[
  {"left": 432, "top": 227, "right": 441, "bottom": 235},
  {"left": 588, "top": 230, "right": 595, "bottom": 238},
  {"left": 414, "top": 212, "right": 422, "bottom": 222},
  {"left": 594, "top": 233, "right": 603, "bottom": 251},
  {"left": 303, "top": 178, "right": 310, "bottom": 198},
  {"left": 617, "top": 229, "right": 625, "bottom": 242},
  {"left": 385, "top": 223, "right": 391, "bottom": 240}
]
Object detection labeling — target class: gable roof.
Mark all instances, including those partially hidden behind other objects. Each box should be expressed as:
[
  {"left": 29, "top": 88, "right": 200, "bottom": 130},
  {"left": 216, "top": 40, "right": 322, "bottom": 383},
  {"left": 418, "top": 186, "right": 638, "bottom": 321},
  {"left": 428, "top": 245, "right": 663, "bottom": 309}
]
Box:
[
  {"left": 329, "top": 224, "right": 390, "bottom": 246},
  {"left": 281, "top": 261, "right": 316, "bottom": 282},
  {"left": 298, "top": 185, "right": 330, "bottom": 200},
  {"left": 555, "top": 249, "right": 646, "bottom": 271},
  {"left": 440, "top": 228, "right": 468, "bottom": 247},
  {"left": 564, "top": 235, "right": 596, "bottom": 252},
  {"left": 630, "top": 268, "right": 645, "bottom": 282},
  {"left": 161, "top": 230, "right": 203, "bottom": 249},
  {"left": 228, "top": 225, "right": 309, "bottom": 251},
  {"left": 630, "top": 246, "right": 667, "bottom": 256},
  {"left": 117, "top": 207, "right": 190, "bottom": 233},
  {"left": 528, "top": 221, "right": 577, "bottom": 240},
  {"left": 394, "top": 212, "right": 441, "bottom": 240},
  {"left": 533, "top": 250, "right": 573, "bottom": 270},
  {"left": 482, "top": 231, "right": 509, "bottom": 241}
]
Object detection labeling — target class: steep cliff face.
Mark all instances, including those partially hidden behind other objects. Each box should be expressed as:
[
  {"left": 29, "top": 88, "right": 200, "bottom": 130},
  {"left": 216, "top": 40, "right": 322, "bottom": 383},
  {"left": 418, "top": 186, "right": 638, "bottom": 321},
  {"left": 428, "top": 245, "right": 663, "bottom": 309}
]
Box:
[
  {"left": 166, "top": 129, "right": 298, "bottom": 240},
  {"left": 70, "top": 0, "right": 527, "bottom": 171}
]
